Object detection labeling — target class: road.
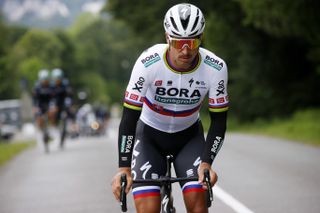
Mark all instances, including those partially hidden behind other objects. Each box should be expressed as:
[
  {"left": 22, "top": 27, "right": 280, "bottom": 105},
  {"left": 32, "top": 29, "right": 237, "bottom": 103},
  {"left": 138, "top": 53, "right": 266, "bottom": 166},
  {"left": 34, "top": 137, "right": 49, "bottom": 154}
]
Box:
[{"left": 0, "top": 118, "right": 320, "bottom": 213}]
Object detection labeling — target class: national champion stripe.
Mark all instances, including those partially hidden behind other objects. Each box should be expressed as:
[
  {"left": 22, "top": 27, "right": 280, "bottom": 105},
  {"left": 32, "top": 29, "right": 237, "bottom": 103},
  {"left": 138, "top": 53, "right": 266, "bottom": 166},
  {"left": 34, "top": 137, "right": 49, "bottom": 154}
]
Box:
[
  {"left": 209, "top": 102, "right": 229, "bottom": 112},
  {"left": 133, "top": 191, "right": 160, "bottom": 199},
  {"left": 132, "top": 186, "right": 160, "bottom": 199},
  {"left": 124, "top": 98, "right": 143, "bottom": 107},
  {"left": 183, "top": 187, "right": 206, "bottom": 194},
  {"left": 209, "top": 106, "right": 229, "bottom": 112},
  {"left": 144, "top": 97, "right": 200, "bottom": 117},
  {"left": 182, "top": 182, "right": 205, "bottom": 194},
  {"left": 123, "top": 98, "right": 143, "bottom": 110},
  {"left": 209, "top": 102, "right": 229, "bottom": 108}
]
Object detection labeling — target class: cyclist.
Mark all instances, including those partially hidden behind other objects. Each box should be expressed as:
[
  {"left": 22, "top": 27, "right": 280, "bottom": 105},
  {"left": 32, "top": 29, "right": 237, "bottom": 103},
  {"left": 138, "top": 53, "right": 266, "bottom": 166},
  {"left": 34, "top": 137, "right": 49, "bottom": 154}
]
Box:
[
  {"left": 32, "top": 69, "right": 54, "bottom": 144},
  {"left": 112, "top": 3, "right": 229, "bottom": 212},
  {"left": 50, "top": 68, "right": 74, "bottom": 125}
]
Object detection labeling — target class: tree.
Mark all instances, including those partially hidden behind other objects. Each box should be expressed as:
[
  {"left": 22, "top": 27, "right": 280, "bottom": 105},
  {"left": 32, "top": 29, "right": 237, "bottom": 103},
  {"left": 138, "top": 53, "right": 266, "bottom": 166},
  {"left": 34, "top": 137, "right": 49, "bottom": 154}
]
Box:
[
  {"left": 70, "top": 13, "right": 145, "bottom": 104},
  {"left": 238, "top": 0, "right": 320, "bottom": 75},
  {"left": 0, "top": 18, "right": 27, "bottom": 99},
  {"left": 104, "top": 0, "right": 320, "bottom": 121},
  {"left": 7, "top": 29, "right": 65, "bottom": 91}
]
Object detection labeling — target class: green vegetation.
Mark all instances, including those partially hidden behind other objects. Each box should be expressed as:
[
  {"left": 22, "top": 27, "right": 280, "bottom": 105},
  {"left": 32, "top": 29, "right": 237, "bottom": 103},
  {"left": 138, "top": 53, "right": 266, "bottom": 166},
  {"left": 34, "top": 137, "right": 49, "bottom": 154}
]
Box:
[
  {"left": 0, "top": 141, "right": 35, "bottom": 166},
  {"left": 228, "top": 109, "right": 320, "bottom": 146},
  {"left": 0, "top": 1, "right": 319, "bottom": 126}
]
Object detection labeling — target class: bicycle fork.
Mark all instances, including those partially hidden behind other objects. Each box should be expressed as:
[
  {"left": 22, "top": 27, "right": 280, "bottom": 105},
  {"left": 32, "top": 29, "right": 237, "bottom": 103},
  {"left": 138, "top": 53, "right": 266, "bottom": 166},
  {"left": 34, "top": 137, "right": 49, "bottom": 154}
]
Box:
[{"left": 161, "top": 155, "right": 175, "bottom": 213}]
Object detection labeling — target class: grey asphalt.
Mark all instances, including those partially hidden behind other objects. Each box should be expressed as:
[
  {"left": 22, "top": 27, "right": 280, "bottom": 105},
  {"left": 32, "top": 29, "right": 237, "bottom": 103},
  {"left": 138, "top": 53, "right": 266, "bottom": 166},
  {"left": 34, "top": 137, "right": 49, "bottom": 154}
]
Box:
[{"left": 0, "top": 119, "right": 319, "bottom": 213}]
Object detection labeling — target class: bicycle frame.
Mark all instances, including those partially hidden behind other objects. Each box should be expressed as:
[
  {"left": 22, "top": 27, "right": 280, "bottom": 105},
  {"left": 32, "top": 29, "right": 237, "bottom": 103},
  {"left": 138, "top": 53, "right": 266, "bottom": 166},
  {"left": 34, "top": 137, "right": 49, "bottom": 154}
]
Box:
[{"left": 120, "top": 155, "right": 213, "bottom": 212}]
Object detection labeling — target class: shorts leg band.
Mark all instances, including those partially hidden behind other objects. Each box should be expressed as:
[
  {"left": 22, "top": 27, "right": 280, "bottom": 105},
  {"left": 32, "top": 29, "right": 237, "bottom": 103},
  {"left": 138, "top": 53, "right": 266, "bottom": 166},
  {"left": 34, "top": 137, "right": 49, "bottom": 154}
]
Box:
[
  {"left": 182, "top": 181, "right": 205, "bottom": 194},
  {"left": 132, "top": 186, "right": 161, "bottom": 199}
]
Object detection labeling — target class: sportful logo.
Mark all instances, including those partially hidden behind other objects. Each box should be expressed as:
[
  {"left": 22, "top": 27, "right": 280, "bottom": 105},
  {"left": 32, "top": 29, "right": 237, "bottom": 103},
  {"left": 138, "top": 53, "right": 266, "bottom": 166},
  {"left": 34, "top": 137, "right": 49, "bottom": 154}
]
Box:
[
  {"left": 141, "top": 53, "right": 161, "bottom": 67},
  {"left": 204, "top": 55, "right": 224, "bottom": 71},
  {"left": 155, "top": 80, "right": 162, "bottom": 86},
  {"left": 186, "top": 169, "right": 194, "bottom": 177}
]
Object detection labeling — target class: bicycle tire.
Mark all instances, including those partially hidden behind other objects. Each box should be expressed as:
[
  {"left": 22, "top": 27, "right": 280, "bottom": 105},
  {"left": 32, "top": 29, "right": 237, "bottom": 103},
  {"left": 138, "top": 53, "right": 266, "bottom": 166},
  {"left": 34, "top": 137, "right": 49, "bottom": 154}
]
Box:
[{"left": 59, "top": 111, "right": 68, "bottom": 149}]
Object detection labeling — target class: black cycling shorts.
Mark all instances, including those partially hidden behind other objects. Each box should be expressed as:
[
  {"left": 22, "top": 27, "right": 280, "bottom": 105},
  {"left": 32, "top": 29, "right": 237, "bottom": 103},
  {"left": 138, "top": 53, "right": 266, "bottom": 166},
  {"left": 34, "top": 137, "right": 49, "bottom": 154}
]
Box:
[{"left": 131, "top": 119, "right": 206, "bottom": 198}]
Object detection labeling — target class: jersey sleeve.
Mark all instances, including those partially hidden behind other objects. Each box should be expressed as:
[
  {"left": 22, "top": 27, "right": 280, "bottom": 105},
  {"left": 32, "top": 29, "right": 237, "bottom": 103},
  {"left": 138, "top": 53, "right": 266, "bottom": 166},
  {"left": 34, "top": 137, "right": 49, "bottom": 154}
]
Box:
[
  {"left": 208, "top": 63, "right": 229, "bottom": 112},
  {"left": 118, "top": 49, "right": 155, "bottom": 167},
  {"left": 123, "top": 53, "right": 152, "bottom": 111}
]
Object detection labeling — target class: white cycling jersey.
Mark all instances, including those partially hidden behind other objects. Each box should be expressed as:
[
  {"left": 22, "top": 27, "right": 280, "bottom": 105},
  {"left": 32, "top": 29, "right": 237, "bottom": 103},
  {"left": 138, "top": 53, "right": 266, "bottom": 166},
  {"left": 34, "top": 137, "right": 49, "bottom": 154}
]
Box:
[{"left": 124, "top": 44, "right": 229, "bottom": 133}]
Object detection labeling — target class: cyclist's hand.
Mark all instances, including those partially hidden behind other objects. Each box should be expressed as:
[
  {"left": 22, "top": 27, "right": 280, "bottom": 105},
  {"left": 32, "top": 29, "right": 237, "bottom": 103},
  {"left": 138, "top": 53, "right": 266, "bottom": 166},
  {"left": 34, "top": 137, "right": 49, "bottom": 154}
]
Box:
[
  {"left": 111, "top": 167, "right": 132, "bottom": 201},
  {"left": 198, "top": 162, "right": 218, "bottom": 189}
]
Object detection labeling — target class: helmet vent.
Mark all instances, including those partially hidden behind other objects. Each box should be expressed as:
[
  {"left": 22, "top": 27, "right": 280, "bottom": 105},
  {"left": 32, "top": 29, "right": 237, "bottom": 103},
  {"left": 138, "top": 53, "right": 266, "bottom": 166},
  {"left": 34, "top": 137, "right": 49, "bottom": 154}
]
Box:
[
  {"left": 170, "top": 17, "right": 179, "bottom": 32},
  {"left": 181, "top": 16, "right": 190, "bottom": 30},
  {"left": 191, "top": 16, "right": 199, "bottom": 32}
]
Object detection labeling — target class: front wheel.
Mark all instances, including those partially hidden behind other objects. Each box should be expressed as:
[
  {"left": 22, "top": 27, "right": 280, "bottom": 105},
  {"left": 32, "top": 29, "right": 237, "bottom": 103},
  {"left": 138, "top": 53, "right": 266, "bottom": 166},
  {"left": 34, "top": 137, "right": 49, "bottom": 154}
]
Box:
[
  {"left": 43, "top": 131, "right": 50, "bottom": 153},
  {"left": 59, "top": 112, "right": 67, "bottom": 149}
]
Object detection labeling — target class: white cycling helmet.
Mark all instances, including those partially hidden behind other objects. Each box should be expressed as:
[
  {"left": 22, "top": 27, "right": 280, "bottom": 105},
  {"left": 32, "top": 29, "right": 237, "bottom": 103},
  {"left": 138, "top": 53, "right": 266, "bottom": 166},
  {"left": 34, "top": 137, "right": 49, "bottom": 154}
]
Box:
[
  {"left": 38, "top": 69, "right": 50, "bottom": 81},
  {"left": 164, "top": 3, "right": 205, "bottom": 38},
  {"left": 51, "top": 68, "right": 64, "bottom": 80}
]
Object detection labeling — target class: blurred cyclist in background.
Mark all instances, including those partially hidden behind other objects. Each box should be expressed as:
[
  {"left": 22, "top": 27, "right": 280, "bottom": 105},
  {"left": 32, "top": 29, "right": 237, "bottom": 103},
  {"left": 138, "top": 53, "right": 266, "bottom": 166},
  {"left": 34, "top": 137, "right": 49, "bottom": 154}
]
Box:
[
  {"left": 32, "top": 69, "right": 54, "bottom": 128},
  {"left": 32, "top": 69, "right": 54, "bottom": 147},
  {"left": 50, "top": 68, "right": 77, "bottom": 146},
  {"left": 50, "top": 68, "right": 74, "bottom": 125}
]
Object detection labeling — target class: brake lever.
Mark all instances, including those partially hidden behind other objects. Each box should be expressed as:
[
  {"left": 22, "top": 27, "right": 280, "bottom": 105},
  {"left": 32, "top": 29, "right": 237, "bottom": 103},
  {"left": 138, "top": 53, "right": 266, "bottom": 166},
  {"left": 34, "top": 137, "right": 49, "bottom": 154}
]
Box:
[
  {"left": 120, "top": 174, "right": 127, "bottom": 212},
  {"left": 203, "top": 169, "right": 213, "bottom": 207}
]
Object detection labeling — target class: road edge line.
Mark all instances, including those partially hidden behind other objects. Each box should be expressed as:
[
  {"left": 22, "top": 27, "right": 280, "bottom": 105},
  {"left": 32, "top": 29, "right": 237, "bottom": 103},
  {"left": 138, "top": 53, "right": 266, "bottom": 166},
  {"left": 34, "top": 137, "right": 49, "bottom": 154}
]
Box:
[{"left": 213, "top": 185, "right": 255, "bottom": 213}]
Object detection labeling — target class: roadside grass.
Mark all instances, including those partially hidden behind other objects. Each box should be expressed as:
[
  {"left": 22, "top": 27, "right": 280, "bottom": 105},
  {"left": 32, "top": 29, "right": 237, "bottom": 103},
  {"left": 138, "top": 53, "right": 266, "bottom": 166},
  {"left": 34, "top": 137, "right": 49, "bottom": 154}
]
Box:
[
  {"left": 201, "top": 108, "right": 320, "bottom": 145},
  {"left": 0, "top": 141, "right": 35, "bottom": 166},
  {"left": 227, "top": 108, "right": 320, "bottom": 146}
]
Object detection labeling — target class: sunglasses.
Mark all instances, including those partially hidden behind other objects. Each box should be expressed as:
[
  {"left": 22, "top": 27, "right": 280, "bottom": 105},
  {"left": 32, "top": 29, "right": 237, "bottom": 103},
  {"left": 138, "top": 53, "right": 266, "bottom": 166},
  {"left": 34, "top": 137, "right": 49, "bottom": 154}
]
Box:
[{"left": 168, "top": 36, "right": 202, "bottom": 50}]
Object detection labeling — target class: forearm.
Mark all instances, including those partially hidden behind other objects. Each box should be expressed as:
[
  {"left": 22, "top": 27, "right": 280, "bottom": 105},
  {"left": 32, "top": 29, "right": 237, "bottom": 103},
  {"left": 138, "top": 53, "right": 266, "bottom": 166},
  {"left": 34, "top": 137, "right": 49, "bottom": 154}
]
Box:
[
  {"left": 201, "top": 111, "right": 227, "bottom": 165},
  {"left": 118, "top": 107, "right": 141, "bottom": 167}
]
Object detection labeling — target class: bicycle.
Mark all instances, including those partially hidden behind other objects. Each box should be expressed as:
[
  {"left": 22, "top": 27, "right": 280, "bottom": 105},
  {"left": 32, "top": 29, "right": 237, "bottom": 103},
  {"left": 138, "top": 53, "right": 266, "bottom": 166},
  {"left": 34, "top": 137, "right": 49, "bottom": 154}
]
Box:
[{"left": 120, "top": 155, "right": 213, "bottom": 212}]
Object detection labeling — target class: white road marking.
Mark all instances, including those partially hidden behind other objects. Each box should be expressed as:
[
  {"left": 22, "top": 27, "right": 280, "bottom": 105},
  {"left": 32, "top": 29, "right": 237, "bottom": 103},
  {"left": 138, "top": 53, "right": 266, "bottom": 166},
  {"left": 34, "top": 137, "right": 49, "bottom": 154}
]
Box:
[{"left": 214, "top": 185, "right": 255, "bottom": 213}]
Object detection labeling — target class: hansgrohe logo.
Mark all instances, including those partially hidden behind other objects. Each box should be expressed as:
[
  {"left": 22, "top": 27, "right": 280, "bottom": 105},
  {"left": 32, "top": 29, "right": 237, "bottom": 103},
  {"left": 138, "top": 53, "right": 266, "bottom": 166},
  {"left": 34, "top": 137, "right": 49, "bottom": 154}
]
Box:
[{"left": 120, "top": 136, "right": 126, "bottom": 153}]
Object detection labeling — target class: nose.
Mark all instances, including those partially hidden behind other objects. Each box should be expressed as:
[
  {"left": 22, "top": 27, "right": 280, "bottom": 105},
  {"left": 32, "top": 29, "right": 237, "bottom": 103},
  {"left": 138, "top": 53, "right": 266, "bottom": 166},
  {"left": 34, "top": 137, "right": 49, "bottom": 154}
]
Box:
[{"left": 180, "top": 45, "right": 191, "bottom": 54}]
